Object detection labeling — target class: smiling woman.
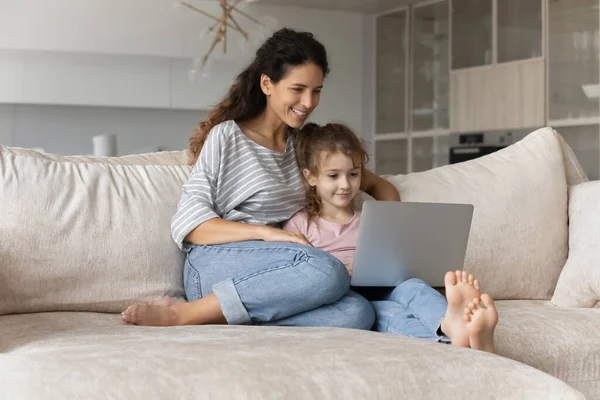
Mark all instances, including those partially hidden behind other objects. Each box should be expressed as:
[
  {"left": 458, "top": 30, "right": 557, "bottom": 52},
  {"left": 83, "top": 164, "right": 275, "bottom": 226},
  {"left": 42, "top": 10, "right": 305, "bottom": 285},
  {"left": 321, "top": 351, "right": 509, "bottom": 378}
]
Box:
[
  {"left": 264, "top": 62, "right": 324, "bottom": 128},
  {"left": 187, "top": 28, "right": 330, "bottom": 164},
  {"left": 120, "top": 27, "right": 399, "bottom": 329}
]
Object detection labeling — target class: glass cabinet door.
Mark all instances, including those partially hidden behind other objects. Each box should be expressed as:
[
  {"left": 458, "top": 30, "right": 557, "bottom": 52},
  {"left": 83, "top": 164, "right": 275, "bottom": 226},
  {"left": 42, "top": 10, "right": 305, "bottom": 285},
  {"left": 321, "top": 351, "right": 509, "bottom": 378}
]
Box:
[
  {"left": 548, "top": 0, "right": 599, "bottom": 121},
  {"left": 412, "top": 136, "right": 450, "bottom": 173},
  {"left": 376, "top": 10, "right": 408, "bottom": 134},
  {"left": 375, "top": 139, "right": 408, "bottom": 175},
  {"left": 452, "top": 0, "right": 493, "bottom": 69},
  {"left": 412, "top": 0, "right": 450, "bottom": 132},
  {"left": 375, "top": 0, "right": 597, "bottom": 176},
  {"left": 497, "top": 0, "right": 543, "bottom": 63}
]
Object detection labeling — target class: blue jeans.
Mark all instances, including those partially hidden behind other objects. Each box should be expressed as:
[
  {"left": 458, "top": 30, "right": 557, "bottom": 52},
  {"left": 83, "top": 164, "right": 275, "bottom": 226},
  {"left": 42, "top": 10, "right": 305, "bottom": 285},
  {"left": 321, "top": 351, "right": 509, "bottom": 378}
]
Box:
[
  {"left": 184, "top": 241, "right": 375, "bottom": 329},
  {"left": 363, "top": 279, "right": 450, "bottom": 343}
]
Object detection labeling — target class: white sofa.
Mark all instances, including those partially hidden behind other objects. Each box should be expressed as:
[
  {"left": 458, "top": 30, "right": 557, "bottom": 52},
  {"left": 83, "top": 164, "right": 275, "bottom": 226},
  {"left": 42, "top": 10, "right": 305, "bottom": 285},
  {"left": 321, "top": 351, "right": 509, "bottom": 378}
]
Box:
[{"left": 0, "top": 127, "right": 597, "bottom": 399}]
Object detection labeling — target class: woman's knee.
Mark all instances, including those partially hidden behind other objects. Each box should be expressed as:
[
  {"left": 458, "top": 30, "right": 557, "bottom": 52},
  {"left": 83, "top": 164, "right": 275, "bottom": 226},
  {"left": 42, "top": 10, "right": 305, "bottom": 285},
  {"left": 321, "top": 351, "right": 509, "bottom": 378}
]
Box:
[
  {"left": 300, "top": 246, "right": 350, "bottom": 302},
  {"left": 183, "top": 242, "right": 350, "bottom": 306}
]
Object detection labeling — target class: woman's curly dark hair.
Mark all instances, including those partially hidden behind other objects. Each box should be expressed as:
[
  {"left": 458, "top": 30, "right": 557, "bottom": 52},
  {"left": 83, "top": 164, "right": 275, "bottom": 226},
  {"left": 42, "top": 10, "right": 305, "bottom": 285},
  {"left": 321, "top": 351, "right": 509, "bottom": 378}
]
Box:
[{"left": 188, "top": 28, "right": 329, "bottom": 164}]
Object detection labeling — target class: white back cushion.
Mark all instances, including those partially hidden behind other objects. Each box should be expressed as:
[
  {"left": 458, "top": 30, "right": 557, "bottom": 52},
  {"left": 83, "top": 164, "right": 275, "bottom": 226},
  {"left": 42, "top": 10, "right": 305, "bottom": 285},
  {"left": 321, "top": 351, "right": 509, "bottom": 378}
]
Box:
[
  {"left": 384, "top": 128, "right": 571, "bottom": 299},
  {"left": 0, "top": 146, "right": 191, "bottom": 314}
]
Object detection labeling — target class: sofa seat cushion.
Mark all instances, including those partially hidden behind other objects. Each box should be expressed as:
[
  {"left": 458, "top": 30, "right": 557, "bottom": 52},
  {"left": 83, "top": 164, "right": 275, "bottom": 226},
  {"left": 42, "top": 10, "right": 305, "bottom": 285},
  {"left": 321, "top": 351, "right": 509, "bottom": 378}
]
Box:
[
  {"left": 0, "top": 313, "right": 583, "bottom": 400},
  {"left": 495, "top": 300, "right": 600, "bottom": 398}
]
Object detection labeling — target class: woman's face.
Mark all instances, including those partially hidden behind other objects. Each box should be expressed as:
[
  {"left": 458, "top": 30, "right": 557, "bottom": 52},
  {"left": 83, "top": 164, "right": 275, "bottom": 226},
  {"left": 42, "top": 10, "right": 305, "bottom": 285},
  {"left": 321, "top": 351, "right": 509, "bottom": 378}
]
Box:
[{"left": 261, "top": 63, "right": 324, "bottom": 129}]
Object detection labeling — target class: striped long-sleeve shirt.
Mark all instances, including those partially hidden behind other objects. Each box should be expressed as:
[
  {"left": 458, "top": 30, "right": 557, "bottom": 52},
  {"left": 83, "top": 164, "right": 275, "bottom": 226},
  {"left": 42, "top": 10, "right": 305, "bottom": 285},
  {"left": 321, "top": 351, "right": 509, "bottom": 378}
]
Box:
[{"left": 171, "top": 120, "right": 306, "bottom": 251}]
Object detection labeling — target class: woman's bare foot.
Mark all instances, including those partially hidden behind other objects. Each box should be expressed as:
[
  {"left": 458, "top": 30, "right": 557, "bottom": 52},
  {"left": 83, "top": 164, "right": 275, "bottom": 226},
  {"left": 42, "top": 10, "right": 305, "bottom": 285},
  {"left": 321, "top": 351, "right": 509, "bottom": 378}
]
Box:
[
  {"left": 121, "top": 294, "right": 227, "bottom": 326},
  {"left": 150, "top": 296, "right": 183, "bottom": 307},
  {"left": 440, "top": 270, "right": 481, "bottom": 348},
  {"left": 464, "top": 294, "right": 498, "bottom": 353},
  {"left": 121, "top": 303, "right": 180, "bottom": 326},
  {"left": 119, "top": 296, "right": 184, "bottom": 326}
]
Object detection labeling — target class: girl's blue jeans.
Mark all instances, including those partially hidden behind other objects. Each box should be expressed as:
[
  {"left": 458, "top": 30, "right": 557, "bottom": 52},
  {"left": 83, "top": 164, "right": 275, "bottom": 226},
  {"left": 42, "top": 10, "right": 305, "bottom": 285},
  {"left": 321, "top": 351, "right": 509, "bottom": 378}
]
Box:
[{"left": 358, "top": 279, "right": 450, "bottom": 343}]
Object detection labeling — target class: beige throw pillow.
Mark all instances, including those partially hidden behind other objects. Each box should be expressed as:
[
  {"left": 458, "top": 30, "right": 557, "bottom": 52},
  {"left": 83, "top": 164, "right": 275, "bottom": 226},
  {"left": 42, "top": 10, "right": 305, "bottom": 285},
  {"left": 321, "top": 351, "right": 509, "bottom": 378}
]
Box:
[
  {"left": 383, "top": 127, "right": 571, "bottom": 300},
  {"left": 552, "top": 181, "right": 600, "bottom": 307},
  {"left": 0, "top": 145, "right": 191, "bottom": 315}
]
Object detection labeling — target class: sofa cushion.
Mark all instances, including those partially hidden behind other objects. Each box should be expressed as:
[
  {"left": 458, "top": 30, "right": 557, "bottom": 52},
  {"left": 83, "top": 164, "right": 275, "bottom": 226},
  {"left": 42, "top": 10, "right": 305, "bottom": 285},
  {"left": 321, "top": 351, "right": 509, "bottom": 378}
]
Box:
[
  {"left": 385, "top": 128, "right": 570, "bottom": 300},
  {"left": 551, "top": 181, "right": 600, "bottom": 307},
  {"left": 1, "top": 146, "right": 191, "bottom": 166},
  {"left": 0, "top": 145, "right": 191, "bottom": 315},
  {"left": 495, "top": 300, "right": 600, "bottom": 398},
  {"left": 0, "top": 312, "right": 584, "bottom": 400}
]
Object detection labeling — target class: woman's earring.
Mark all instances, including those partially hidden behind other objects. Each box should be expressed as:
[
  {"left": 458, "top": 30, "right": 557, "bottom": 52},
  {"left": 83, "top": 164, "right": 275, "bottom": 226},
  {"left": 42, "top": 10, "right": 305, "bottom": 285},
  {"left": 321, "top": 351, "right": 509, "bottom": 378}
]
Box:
[{"left": 310, "top": 185, "right": 316, "bottom": 192}]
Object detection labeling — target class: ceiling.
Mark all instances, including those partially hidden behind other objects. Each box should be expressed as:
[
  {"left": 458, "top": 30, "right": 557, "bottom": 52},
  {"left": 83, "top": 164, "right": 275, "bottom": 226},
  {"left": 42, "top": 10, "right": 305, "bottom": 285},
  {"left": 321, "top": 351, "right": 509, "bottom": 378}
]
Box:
[{"left": 249, "top": 0, "right": 424, "bottom": 14}]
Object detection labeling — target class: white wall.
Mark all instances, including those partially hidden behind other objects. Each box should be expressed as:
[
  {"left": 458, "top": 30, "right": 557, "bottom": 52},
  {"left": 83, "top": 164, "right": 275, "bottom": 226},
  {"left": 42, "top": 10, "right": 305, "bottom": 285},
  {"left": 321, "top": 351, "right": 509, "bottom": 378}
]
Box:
[
  {"left": 361, "top": 14, "right": 376, "bottom": 169},
  {"left": 0, "top": 104, "right": 205, "bottom": 155},
  {"left": 0, "top": 1, "right": 367, "bottom": 155}
]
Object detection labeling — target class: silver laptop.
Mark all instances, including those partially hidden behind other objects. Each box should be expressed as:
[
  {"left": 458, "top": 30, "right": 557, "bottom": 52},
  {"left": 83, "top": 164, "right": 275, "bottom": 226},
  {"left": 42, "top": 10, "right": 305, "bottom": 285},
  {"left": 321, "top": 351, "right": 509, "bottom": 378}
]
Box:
[{"left": 350, "top": 201, "right": 474, "bottom": 288}]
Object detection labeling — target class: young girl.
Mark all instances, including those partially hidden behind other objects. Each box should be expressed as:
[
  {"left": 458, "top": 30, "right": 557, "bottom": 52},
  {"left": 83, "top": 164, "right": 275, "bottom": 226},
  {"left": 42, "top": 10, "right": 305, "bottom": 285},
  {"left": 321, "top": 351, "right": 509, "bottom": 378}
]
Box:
[{"left": 284, "top": 122, "right": 499, "bottom": 353}]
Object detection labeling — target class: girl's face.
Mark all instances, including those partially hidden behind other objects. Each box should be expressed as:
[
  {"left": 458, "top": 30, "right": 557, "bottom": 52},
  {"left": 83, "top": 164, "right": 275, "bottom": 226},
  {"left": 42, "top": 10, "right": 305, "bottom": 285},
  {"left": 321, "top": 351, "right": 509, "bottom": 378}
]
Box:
[
  {"left": 261, "top": 63, "right": 324, "bottom": 129},
  {"left": 304, "top": 151, "right": 362, "bottom": 211}
]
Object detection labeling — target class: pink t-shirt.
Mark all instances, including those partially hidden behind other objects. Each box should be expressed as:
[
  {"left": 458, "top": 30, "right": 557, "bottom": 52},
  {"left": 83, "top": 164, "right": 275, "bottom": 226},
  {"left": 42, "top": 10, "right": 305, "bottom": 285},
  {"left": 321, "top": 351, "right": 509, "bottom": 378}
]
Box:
[{"left": 282, "top": 210, "right": 361, "bottom": 266}]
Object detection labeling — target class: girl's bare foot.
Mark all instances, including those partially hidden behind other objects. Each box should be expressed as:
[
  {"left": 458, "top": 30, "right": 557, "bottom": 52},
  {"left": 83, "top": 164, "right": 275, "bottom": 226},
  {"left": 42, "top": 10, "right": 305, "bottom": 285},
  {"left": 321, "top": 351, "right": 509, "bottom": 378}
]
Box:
[
  {"left": 121, "top": 304, "right": 179, "bottom": 326},
  {"left": 440, "top": 270, "right": 481, "bottom": 348},
  {"left": 464, "top": 294, "right": 498, "bottom": 353}
]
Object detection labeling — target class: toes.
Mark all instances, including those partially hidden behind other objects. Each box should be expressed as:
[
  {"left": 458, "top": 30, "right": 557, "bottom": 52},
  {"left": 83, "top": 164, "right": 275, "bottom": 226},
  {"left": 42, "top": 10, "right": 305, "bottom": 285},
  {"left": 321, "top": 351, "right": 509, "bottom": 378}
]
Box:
[
  {"left": 464, "top": 314, "right": 471, "bottom": 323},
  {"left": 468, "top": 299, "right": 479, "bottom": 311},
  {"left": 474, "top": 280, "right": 480, "bottom": 290},
  {"left": 461, "top": 271, "right": 468, "bottom": 283},
  {"left": 454, "top": 270, "right": 462, "bottom": 283},
  {"left": 480, "top": 293, "right": 496, "bottom": 310},
  {"left": 467, "top": 274, "right": 474, "bottom": 285},
  {"left": 445, "top": 271, "right": 457, "bottom": 287},
  {"left": 121, "top": 305, "right": 138, "bottom": 324},
  {"left": 121, "top": 311, "right": 131, "bottom": 324}
]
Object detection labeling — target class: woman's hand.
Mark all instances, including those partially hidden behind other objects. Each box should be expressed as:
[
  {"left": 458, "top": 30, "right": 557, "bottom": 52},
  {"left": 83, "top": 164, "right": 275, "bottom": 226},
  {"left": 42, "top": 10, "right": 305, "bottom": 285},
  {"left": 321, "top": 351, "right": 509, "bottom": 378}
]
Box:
[{"left": 259, "top": 226, "right": 312, "bottom": 246}]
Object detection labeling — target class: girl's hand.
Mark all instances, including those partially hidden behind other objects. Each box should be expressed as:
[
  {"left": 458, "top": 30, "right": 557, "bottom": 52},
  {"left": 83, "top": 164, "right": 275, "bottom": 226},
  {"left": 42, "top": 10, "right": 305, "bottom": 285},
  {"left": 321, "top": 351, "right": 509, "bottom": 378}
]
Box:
[{"left": 260, "top": 226, "right": 312, "bottom": 246}]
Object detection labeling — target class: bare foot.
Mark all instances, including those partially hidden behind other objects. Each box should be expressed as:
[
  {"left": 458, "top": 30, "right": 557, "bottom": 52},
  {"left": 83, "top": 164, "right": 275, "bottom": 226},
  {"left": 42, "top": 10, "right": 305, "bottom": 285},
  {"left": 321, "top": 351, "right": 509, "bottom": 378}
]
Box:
[
  {"left": 464, "top": 294, "right": 498, "bottom": 353},
  {"left": 121, "top": 303, "right": 179, "bottom": 326},
  {"left": 150, "top": 296, "right": 182, "bottom": 307},
  {"left": 440, "top": 270, "right": 481, "bottom": 348}
]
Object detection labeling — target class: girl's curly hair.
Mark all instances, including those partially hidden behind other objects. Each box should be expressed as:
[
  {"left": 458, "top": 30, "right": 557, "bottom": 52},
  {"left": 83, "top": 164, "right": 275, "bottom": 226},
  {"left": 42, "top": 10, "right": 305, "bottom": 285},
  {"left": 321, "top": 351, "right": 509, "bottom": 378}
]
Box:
[{"left": 294, "top": 123, "right": 369, "bottom": 220}]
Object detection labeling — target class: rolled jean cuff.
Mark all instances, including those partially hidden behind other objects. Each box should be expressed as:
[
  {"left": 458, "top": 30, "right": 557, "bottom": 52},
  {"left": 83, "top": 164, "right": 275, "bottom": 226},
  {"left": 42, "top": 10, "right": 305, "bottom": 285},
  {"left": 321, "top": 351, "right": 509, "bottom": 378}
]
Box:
[{"left": 212, "top": 278, "right": 252, "bottom": 325}]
